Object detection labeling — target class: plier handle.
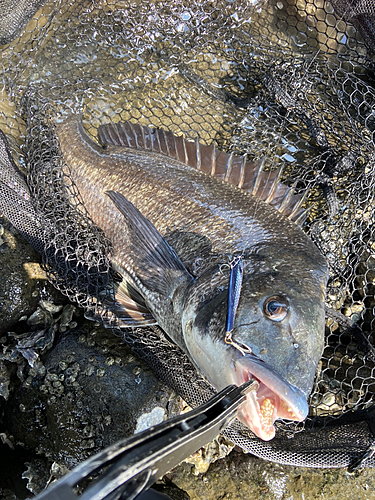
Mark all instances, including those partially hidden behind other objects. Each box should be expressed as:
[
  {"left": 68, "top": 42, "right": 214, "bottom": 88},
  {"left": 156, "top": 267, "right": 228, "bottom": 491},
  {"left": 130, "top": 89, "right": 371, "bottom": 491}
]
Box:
[{"left": 34, "top": 380, "right": 258, "bottom": 500}]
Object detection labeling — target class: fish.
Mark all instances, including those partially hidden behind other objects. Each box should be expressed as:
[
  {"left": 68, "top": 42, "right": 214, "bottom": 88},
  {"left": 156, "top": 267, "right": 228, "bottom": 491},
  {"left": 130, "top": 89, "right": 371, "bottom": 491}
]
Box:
[{"left": 1, "top": 116, "right": 328, "bottom": 441}]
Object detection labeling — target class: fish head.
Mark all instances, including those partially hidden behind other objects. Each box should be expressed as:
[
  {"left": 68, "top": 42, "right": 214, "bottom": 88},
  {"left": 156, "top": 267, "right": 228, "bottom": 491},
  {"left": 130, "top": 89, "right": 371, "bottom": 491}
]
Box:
[{"left": 181, "top": 244, "right": 328, "bottom": 441}]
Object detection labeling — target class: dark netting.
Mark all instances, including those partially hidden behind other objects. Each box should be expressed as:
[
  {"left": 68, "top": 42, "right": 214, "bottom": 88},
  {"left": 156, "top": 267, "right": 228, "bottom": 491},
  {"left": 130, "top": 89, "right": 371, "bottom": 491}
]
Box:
[
  {"left": 1, "top": 0, "right": 375, "bottom": 469},
  {"left": 22, "top": 95, "right": 120, "bottom": 325},
  {"left": 330, "top": 0, "right": 375, "bottom": 52},
  {"left": 0, "top": 0, "right": 48, "bottom": 45}
]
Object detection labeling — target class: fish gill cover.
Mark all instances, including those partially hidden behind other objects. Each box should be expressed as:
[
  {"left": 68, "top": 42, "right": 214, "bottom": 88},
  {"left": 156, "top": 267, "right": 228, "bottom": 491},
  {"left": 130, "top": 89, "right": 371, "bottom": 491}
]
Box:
[{"left": 0, "top": 0, "right": 375, "bottom": 468}]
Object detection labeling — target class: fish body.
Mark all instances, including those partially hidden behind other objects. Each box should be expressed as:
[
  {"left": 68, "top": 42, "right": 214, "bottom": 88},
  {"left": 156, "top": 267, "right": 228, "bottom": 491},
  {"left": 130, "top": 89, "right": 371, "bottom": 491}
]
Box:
[{"left": 52, "top": 116, "right": 328, "bottom": 440}]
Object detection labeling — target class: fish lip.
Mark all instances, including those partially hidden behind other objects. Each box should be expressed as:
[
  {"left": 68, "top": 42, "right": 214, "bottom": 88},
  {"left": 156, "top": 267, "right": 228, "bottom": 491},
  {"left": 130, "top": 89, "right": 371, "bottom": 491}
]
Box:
[{"left": 233, "top": 354, "right": 309, "bottom": 441}]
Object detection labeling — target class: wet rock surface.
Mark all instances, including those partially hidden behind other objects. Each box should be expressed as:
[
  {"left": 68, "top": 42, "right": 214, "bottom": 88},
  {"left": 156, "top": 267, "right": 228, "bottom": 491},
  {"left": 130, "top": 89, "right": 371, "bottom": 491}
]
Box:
[
  {"left": 0, "top": 218, "right": 65, "bottom": 336},
  {"left": 167, "top": 450, "right": 375, "bottom": 500},
  {"left": 0, "top": 319, "right": 177, "bottom": 497},
  {"left": 4, "top": 326, "right": 174, "bottom": 470}
]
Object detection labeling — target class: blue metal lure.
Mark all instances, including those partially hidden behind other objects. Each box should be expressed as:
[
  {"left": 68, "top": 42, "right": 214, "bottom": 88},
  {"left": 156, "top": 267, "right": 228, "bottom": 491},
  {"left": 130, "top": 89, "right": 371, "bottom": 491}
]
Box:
[
  {"left": 226, "top": 255, "right": 243, "bottom": 334},
  {"left": 225, "top": 255, "right": 252, "bottom": 356}
]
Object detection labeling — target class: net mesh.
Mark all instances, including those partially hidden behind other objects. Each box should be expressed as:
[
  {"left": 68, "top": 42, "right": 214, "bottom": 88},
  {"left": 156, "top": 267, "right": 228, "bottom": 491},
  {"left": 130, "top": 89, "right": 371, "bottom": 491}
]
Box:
[{"left": 1, "top": 0, "right": 375, "bottom": 469}]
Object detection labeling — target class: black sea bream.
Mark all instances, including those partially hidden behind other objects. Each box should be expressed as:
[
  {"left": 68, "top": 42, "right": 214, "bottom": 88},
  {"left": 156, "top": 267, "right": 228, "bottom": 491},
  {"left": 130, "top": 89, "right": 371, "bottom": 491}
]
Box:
[{"left": 53, "top": 116, "right": 328, "bottom": 440}]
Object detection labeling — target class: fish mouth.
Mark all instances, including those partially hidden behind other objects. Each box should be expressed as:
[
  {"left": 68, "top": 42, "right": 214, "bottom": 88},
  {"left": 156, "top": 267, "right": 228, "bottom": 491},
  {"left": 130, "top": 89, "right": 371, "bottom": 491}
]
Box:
[{"left": 233, "top": 356, "right": 309, "bottom": 441}]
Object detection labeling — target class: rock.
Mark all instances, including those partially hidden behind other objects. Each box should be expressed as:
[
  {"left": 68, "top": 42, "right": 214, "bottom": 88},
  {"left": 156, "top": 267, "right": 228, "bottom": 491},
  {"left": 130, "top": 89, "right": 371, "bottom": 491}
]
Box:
[
  {"left": 183, "top": 436, "right": 235, "bottom": 475},
  {"left": 0, "top": 361, "right": 11, "bottom": 400},
  {"left": 0, "top": 219, "right": 66, "bottom": 335},
  {"left": 22, "top": 459, "right": 51, "bottom": 495},
  {"left": 3, "top": 324, "right": 175, "bottom": 470},
  {"left": 167, "top": 448, "right": 375, "bottom": 500}
]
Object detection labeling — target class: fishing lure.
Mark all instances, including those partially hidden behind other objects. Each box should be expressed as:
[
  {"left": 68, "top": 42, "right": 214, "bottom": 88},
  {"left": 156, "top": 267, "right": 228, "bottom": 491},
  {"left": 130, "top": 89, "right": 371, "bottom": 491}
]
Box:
[{"left": 225, "top": 256, "right": 252, "bottom": 356}]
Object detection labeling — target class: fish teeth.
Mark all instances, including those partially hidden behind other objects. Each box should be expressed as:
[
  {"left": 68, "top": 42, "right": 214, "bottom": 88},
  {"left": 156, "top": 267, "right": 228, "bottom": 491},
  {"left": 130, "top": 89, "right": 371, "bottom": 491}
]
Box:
[{"left": 259, "top": 397, "right": 275, "bottom": 428}]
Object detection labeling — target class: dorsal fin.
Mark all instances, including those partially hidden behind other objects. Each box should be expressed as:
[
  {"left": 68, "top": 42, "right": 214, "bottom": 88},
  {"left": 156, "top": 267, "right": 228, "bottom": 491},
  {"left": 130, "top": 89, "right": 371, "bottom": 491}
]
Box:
[{"left": 98, "top": 122, "right": 309, "bottom": 225}]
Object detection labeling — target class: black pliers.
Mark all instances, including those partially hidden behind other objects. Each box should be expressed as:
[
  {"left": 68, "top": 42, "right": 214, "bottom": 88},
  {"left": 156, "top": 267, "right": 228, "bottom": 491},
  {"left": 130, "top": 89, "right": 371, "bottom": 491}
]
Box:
[{"left": 34, "top": 380, "right": 258, "bottom": 500}]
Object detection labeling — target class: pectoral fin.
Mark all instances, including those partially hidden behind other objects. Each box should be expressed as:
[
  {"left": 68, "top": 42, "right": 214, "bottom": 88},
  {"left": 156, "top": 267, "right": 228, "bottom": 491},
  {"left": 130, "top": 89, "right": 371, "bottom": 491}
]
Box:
[{"left": 105, "top": 190, "right": 193, "bottom": 319}]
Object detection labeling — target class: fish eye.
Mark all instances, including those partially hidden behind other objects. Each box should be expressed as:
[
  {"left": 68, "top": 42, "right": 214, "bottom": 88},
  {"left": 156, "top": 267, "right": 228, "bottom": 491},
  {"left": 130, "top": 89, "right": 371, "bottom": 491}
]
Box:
[{"left": 263, "top": 296, "right": 289, "bottom": 322}]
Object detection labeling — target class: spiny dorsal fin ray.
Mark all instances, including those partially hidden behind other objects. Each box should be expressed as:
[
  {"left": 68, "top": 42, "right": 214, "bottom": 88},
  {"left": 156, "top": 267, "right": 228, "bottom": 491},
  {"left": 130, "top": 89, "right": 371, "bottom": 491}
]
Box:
[{"left": 98, "top": 122, "right": 309, "bottom": 225}]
